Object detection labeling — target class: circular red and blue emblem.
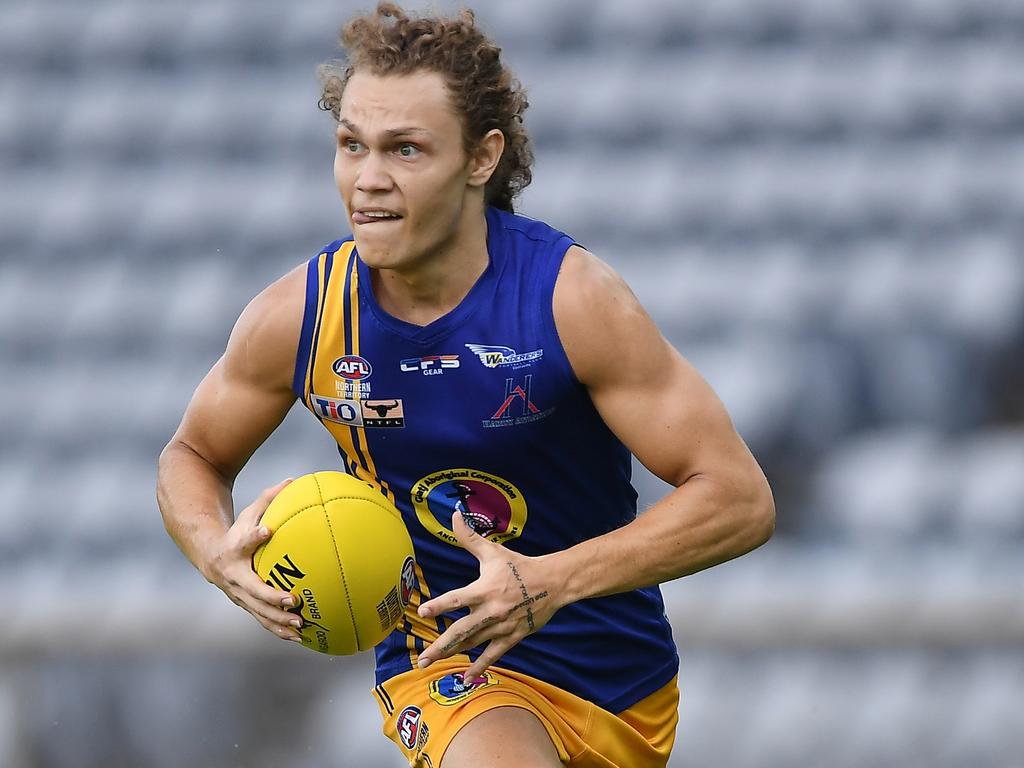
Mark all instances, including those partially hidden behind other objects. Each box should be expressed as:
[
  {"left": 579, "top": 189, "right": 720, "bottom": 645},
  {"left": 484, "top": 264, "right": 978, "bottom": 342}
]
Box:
[
  {"left": 411, "top": 469, "right": 528, "bottom": 547},
  {"left": 396, "top": 705, "right": 423, "bottom": 750},
  {"left": 400, "top": 556, "right": 416, "bottom": 606},
  {"left": 332, "top": 355, "right": 373, "bottom": 380}
]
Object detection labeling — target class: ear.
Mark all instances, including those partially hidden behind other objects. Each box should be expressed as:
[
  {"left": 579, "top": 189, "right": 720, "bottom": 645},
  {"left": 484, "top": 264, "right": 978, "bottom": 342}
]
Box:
[{"left": 466, "top": 129, "right": 505, "bottom": 189}]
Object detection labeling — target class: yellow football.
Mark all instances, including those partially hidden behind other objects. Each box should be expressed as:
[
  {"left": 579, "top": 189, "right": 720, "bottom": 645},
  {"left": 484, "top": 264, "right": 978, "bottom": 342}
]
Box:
[{"left": 252, "top": 471, "right": 416, "bottom": 655}]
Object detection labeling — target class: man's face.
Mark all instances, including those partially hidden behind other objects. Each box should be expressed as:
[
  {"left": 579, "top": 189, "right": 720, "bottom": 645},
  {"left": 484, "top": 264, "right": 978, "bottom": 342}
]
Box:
[{"left": 334, "top": 70, "right": 475, "bottom": 270}]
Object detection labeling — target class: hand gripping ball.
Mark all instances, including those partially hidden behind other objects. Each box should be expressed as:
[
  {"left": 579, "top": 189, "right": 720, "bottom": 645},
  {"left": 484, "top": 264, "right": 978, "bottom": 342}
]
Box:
[{"left": 253, "top": 471, "right": 416, "bottom": 655}]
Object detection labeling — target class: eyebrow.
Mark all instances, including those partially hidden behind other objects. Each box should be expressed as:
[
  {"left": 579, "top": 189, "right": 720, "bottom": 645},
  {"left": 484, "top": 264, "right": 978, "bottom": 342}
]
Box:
[{"left": 338, "top": 118, "right": 432, "bottom": 139}]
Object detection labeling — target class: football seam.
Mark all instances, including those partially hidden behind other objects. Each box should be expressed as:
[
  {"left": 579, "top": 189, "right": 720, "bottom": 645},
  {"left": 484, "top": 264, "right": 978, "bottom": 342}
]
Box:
[
  {"left": 255, "top": 494, "right": 402, "bottom": 573},
  {"left": 252, "top": 492, "right": 402, "bottom": 572},
  {"left": 314, "top": 473, "right": 362, "bottom": 652}
]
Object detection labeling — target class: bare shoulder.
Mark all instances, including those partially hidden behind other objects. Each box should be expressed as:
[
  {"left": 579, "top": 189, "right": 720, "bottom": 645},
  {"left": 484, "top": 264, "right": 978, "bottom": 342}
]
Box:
[
  {"left": 222, "top": 263, "right": 308, "bottom": 392},
  {"left": 553, "top": 245, "right": 668, "bottom": 389}
]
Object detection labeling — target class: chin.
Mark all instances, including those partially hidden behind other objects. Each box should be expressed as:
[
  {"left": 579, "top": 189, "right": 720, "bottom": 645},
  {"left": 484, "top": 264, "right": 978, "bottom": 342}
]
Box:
[{"left": 352, "top": 237, "right": 403, "bottom": 270}]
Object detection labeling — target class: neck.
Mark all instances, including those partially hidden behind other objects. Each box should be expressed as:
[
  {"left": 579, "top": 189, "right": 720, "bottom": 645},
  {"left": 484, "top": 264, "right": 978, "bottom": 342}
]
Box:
[{"left": 370, "top": 204, "right": 490, "bottom": 327}]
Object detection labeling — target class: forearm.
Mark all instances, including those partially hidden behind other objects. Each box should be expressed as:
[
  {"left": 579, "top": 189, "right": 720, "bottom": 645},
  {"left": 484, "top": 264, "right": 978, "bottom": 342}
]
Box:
[
  {"left": 551, "top": 471, "right": 774, "bottom": 604},
  {"left": 157, "top": 439, "right": 236, "bottom": 579}
]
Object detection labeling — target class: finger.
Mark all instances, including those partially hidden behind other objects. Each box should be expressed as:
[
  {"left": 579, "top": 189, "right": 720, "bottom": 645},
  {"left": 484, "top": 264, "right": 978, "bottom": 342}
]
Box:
[
  {"left": 235, "top": 585, "right": 304, "bottom": 630},
  {"left": 418, "top": 586, "right": 473, "bottom": 619},
  {"left": 252, "top": 613, "right": 304, "bottom": 644},
  {"left": 237, "top": 478, "right": 294, "bottom": 528},
  {"left": 462, "top": 637, "right": 515, "bottom": 682},
  {"left": 240, "top": 521, "right": 273, "bottom": 555},
  {"left": 451, "top": 508, "right": 494, "bottom": 558},
  {"left": 417, "top": 612, "right": 501, "bottom": 668},
  {"left": 231, "top": 565, "right": 298, "bottom": 610}
]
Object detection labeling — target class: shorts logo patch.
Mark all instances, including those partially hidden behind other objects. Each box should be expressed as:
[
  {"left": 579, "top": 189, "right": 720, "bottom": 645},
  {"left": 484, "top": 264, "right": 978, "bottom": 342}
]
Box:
[
  {"left": 428, "top": 671, "right": 498, "bottom": 706},
  {"left": 396, "top": 705, "right": 424, "bottom": 750},
  {"left": 411, "top": 468, "right": 528, "bottom": 547}
]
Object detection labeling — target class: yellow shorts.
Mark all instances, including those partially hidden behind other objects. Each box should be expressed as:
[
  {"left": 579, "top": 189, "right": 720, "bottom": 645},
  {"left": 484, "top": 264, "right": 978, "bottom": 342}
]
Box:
[{"left": 373, "top": 659, "right": 679, "bottom": 767}]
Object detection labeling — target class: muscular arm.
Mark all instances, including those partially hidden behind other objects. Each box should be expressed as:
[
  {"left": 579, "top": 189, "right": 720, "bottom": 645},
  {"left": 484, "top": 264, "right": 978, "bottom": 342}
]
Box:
[
  {"left": 157, "top": 264, "right": 307, "bottom": 639},
  {"left": 549, "top": 246, "right": 775, "bottom": 600},
  {"left": 417, "top": 246, "right": 773, "bottom": 678}
]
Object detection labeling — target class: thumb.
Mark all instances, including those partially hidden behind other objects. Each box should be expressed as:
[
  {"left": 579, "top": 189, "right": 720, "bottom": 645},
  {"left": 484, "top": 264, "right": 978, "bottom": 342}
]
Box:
[
  {"left": 238, "top": 477, "right": 294, "bottom": 528},
  {"left": 452, "top": 508, "right": 492, "bottom": 558}
]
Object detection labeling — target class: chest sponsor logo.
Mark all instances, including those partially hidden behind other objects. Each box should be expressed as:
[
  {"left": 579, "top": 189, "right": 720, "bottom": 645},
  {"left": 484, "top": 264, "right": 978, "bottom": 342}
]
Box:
[
  {"left": 465, "top": 343, "right": 543, "bottom": 369},
  {"left": 411, "top": 468, "right": 527, "bottom": 547},
  {"left": 311, "top": 395, "right": 405, "bottom": 429},
  {"left": 483, "top": 374, "right": 556, "bottom": 428},
  {"left": 312, "top": 395, "right": 363, "bottom": 426},
  {"left": 428, "top": 671, "right": 498, "bottom": 706},
  {"left": 332, "top": 355, "right": 373, "bottom": 380},
  {"left": 396, "top": 705, "right": 426, "bottom": 751},
  {"left": 400, "top": 355, "right": 460, "bottom": 376}
]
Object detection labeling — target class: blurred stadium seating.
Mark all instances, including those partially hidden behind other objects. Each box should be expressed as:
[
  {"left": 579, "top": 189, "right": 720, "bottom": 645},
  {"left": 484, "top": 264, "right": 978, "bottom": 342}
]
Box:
[{"left": 1, "top": 0, "right": 1022, "bottom": 765}]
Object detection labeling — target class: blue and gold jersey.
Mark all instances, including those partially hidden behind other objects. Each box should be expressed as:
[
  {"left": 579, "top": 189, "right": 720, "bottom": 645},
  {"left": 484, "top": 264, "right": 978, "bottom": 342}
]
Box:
[{"left": 293, "top": 206, "right": 678, "bottom": 713}]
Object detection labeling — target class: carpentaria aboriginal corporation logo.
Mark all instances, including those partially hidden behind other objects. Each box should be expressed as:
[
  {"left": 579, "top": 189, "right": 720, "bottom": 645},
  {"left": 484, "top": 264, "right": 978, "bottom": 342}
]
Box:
[{"left": 410, "top": 468, "right": 527, "bottom": 547}]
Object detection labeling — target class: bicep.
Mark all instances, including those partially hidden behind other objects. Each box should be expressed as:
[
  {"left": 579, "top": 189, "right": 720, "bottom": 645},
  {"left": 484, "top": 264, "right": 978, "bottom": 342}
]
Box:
[
  {"left": 170, "top": 267, "right": 304, "bottom": 480},
  {"left": 555, "top": 247, "right": 758, "bottom": 488},
  {"left": 591, "top": 341, "right": 750, "bottom": 488},
  {"left": 173, "top": 355, "right": 296, "bottom": 481}
]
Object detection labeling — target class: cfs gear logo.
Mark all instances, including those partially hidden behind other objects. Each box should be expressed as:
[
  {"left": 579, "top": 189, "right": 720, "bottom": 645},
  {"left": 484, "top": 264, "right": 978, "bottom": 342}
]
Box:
[
  {"left": 465, "top": 343, "right": 543, "bottom": 369},
  {"left": 400, "top": 355, "right": 460, "bottom": 376},
  {"left": 428, "top": 671, "right": 498, "bottom": 706},
  {"left": 411, "top": 468, "right": 528, "bottom": 547},
  {"left": 310, "top": 394, "right": 363, "bottom": 426},
  {"left": 361, "top": 399, "right": 405, "bottom": 428},
  {"left": 483, "top": 375, "right": 556, "bottom": 428},
  {"left": 396, "top": 706, "right": 427, "bottom": 751}
]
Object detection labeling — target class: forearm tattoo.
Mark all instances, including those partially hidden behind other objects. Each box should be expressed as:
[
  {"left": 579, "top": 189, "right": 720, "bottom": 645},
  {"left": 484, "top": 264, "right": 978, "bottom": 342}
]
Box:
[{"left": 508, "top": 561, "right": 548, "bottom": 632}]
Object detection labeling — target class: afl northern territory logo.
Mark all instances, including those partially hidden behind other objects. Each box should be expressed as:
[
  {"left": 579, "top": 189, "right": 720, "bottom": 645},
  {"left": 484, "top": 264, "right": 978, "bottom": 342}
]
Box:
[
  {"left": 332, "top": 355, "right": 372, "bottom": 380},
  {"left": 411, "top": 469, "right": 527, "bottom": 547}
]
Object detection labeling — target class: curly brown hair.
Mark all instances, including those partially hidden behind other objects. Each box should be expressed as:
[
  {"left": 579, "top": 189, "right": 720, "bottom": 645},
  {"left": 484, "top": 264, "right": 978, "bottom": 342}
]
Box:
[{"left": 318, "top": 2, "right": 533, "bottom": 213}]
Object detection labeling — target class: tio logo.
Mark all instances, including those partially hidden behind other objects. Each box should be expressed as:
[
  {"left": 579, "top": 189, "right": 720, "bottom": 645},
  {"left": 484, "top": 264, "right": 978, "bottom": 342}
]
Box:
[
  {"left": 312, "top": 395, "right": 363, "bottom": 426},
  {"left": 332, "top": 355, "right": 373, "bottom": 380}
]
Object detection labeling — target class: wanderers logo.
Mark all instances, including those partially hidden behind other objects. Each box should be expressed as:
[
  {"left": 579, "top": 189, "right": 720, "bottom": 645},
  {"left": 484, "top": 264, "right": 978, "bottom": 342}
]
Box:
[
  {"left": 465, "top": 343, "right": 543, "bottom": 369},
  {"left": 411, "top": 469, "right": 527, "bottom": 546}
]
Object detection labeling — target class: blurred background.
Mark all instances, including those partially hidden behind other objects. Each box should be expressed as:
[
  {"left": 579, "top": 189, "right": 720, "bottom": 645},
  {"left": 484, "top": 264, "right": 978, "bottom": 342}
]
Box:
[{"left": 2, "top": 0, "right": 1023, "bottom": 765}]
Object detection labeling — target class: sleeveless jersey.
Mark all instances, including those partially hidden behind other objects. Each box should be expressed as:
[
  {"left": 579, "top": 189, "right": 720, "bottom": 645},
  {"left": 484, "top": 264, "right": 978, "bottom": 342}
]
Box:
[{"left": 293, "top": 206, "right": 678, "bottom": 713}]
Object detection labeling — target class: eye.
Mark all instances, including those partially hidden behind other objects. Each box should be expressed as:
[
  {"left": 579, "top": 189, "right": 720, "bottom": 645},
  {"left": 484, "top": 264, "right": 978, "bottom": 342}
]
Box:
[
  {"left": 397, "top": 143, "right": 421, "bottom": 158},
  {"left": 341, "top": 138, "right": 364, "bottom": 153}
]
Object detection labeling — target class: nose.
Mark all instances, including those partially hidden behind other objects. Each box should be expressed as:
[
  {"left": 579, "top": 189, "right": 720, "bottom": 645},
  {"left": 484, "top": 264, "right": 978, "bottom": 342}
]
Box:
[{"left": 355, "top": 150, "right": 394, "bottom": 194}]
